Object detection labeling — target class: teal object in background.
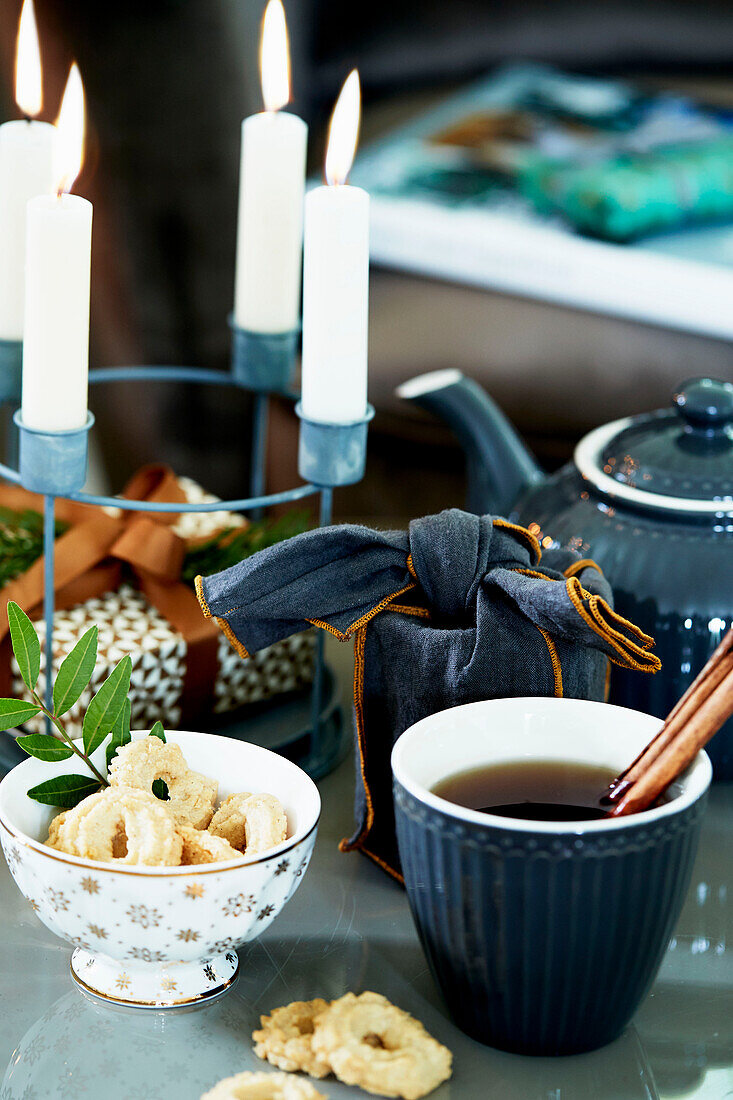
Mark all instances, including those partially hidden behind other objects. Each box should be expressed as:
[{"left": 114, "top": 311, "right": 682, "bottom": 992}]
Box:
[{"left": 521, "top": 137, "right": 733, "bottom": 241}]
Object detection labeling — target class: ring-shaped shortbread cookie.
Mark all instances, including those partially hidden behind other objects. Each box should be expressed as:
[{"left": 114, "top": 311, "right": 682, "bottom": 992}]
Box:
[
  {"left": 242, "top": 794, "right": 288, "bottom": 855},
  {"left": 74, "top": 786, "right": 184, "bottom": 866},
  {"left": 46, "top": 791, "right": 107, "bottom": 855},
  {"left": 178, "top": 825, "right": 240, "bottom": 864},
  {"left": 311, "top": 992, "right": 453, "bottom": 1100},
  {"left": 253, "top": 999, "right": 331, "bottom": 1078},
  {"left": 208, "top": 793, "right": 287, "bottom": 856},
  {"left": 207, "top": 792, "right": 252, "bottom": 851},
  {"left": 109, "top": 738, "right": 218, "bottom": 829}
]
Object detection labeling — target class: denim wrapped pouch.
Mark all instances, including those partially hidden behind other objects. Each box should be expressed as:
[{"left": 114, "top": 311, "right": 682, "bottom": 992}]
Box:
[{"left": 196, "top": 509, "right": 660, "bottom": 880}]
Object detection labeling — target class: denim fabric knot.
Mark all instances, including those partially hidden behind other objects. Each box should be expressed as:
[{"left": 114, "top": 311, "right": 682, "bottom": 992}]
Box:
[
  {"left": 408, "top": 510, "right": 489, "bottom": 620},
  {"left": 196, "top": 507, "right": 659, "bottom": 877},
  {"left": 196, "top": 507, "right": 656, "bottom": 675}
]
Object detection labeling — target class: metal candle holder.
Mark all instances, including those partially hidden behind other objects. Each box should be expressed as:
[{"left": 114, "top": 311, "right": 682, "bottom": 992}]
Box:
[
  {"left": 14, "top": 411, "right": 95, "bottom": 496},
  {"left": 0, "top": 325, "right": 372, "bottom": 780},
  {"left": 230, "top": 322, "right": 299, "bottom": 519},
  {"left": 296, "top": 403, "right": 374, "bottom": 489},
  {"left": 230, "top": 321, "right": 299, "bottom": 394},
  {"left": 0, "top": 340, "right": 22, "bottom": 406}
]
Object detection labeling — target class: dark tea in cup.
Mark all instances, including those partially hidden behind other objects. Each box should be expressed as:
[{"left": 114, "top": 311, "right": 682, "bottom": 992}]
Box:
[{"left": 432, "top": 760, "right": 616, "bottom": 821}]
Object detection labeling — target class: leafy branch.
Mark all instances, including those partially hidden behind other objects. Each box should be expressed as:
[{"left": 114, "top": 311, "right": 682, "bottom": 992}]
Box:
[
  {"left": 0, "top": 601, "right": 139, "bottom": 808},
  {"left": 0, "top": 507, "right": 67, "bottom": 589}
]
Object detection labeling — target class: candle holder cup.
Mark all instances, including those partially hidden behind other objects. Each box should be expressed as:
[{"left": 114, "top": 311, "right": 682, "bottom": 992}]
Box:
[
  {"left": 296, "top": 403, "right": 374, "bottom": 488},
  {"left": 0, "top": 340, "right": 22, "bottom": 405},
  {"left": 230, "top": 321, "right": 299, "bottom": 395},
  {"left": 13, "top": 411, "right": 95, "bottom": 496}
]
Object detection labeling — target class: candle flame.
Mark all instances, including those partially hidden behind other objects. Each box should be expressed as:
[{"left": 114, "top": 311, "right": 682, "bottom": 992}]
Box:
[
  {"left": 260, "top": 0, "right": 290, "bottom": 113},
  {"left": 53, "top": 63, "right": 85, "bottom": 197},
  {"left": 325, "top": 70, "right": 361, "bottom": 186},
  {"left": 15, "top": 0, "right": 42, "bottom": 118}
]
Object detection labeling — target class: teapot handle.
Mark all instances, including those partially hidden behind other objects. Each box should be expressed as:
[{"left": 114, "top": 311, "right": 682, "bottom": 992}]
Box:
[{"left": 673, "top": 378, "right": 733, "bottom": 436}]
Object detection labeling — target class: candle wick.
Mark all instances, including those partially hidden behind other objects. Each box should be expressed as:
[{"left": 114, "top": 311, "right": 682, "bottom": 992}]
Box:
[{"left": 22, "top": 112, "right": 32, "bottom": 124}]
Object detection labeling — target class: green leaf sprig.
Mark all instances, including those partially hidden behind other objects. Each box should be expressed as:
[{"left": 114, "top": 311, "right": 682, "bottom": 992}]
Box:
[
  {"left": 0, "top": 507, "right": 67, "bottom": 589},
  {"left": 0, "top": 601, "right": 153, "bottom": 809}
]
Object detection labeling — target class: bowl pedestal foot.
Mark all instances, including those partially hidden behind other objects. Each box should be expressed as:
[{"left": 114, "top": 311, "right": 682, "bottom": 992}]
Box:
[{"left": 70, "top": 948, "right": 239, "bottom": 1008}]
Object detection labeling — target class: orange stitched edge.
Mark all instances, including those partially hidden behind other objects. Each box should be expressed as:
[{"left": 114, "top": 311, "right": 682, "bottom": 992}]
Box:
[
  {"left": 537, "top": 627, "right": 563, "bottom": 697},
  {"left": 563, "top": 559, "right": 655, "bottom": 682},
  {"left": 307, "top": 618, "right": 351, "bottom": 641},
  {"left": 564, "top": 558, "right": 604, "bottom": 579},
  {"left": 566, "top": 577, "right": 659, "bottom": 672},
  {"left": 215, "top": 617, "right": 250, "bottom": 660},
  {"left": 493, "top": 518, "right": 542, "bottom": 564},
  {"left": 307, "top": 581, "right": 417, "bottom": 641},
  {"left": 194, "top": 575, "right": 211, "bottom": 618},
  {"left": 339, "top": 624, "right": 372, "bottom": 851},
  {"left": 562, "top": 570, "right": 653, "bottom": 648},
  {"left": 406, "top": 553, "right": 417, "bottom": 579},
  {"left": 195, "top": 574, "right": 250, "bottom": 658},
  {"left": 587, "top": 594, "right": 655, "bottom": 647},
  {"left": 339, "top": 578, "right": 428, "bottom": 864},
  {"left": 388, "top": 604, "right": 430, "bottom": 618},
  {"left": 514, "top": 567, "right": 555, "bottom": 581},
  {"left": 358, "top": 845, "right": 405, "bottom": 884}
]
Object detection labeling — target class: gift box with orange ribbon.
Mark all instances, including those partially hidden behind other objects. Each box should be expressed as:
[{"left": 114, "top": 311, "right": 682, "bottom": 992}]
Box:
[{"left": 0, "top": 465, "right": 314, "bottom": 738}]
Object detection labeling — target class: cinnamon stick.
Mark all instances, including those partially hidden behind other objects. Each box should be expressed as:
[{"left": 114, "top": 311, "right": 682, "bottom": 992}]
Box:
[
  {"left": 603, "top": 630, "right": 733, "bottom": 803},
  {"left": 610, "top": 661, "right": 733, "bottom": 817}
]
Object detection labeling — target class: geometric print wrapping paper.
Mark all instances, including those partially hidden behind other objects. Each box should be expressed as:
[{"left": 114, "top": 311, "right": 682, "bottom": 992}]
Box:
[{"left": 9, "top": 478, "right": 315, "bottom": 738}]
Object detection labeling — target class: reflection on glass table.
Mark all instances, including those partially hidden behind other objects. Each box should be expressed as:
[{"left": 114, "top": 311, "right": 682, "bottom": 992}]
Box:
[
  {"left": 3, "top": 937, "right": 662, "bottom": 1100},
  {"left": 0, "top": 636, "right": 731, "bottom": 1099}
]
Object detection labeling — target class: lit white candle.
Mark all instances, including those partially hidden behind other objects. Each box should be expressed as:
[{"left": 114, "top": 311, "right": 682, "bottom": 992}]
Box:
[
  {"left": 233, "top": 0, "right": 307, "bottom": 334},
  {"left": 0, "top": 0, "right": 54, "bottom": 340},
  {"left": 301, "top": 71, "right": 369, "bottom": 423},
  {"left": 22, "top": 64, "right": 92, "bottom": 432}
]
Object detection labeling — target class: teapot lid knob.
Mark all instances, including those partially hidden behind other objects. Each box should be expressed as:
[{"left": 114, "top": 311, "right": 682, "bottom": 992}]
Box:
[{"left": 673, "top": 377, "right": 733, "bottom": 432}]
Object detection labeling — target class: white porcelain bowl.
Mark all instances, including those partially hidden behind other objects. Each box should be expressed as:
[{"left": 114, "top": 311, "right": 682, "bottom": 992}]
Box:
[{"left": 0, "top": 730, "right": 320, "bottom": 1009}]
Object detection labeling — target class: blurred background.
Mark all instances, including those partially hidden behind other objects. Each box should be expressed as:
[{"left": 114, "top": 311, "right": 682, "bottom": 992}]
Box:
[{"left": 1, "top": 0, "right": 733, "bottom": 522}]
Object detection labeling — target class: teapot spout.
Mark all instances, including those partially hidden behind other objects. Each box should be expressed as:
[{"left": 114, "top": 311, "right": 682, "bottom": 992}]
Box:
[{"left": 397, "top": 370, "right": 544, "bottom": 515}]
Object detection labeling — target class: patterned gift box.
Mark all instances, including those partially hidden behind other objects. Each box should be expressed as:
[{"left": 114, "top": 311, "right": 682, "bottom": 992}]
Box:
[{"left": 3, "top": 473, "right": 315, "bottom": 737}]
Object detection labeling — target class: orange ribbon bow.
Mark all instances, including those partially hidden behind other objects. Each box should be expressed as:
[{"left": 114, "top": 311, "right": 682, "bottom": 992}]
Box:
[{"left": 0, "top": 465, "right": 221, "bottom": 720}]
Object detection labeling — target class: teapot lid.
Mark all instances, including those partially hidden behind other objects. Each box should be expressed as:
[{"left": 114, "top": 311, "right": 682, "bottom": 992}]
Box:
[{"left": 575, "top": 378, "right": 733, "bottom": 514}]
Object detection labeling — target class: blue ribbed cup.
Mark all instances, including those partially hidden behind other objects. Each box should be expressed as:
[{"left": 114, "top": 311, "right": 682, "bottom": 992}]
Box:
[{"left": 392, "top": 697, "right": 711, "bottom": 1056}]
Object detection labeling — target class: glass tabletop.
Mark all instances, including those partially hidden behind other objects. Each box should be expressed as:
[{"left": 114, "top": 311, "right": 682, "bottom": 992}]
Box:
[{"left": 0, "top": 645, "right": 731, "bottom": 1099}]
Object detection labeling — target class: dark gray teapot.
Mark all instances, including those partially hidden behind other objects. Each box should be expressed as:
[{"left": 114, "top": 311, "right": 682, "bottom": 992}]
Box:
[{"left": 398, "top": 370, "right": 733, "bottom": 777}]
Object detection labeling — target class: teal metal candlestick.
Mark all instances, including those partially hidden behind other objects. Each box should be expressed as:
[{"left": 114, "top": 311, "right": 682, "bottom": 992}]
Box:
[
  {"left": 0, "top": 339, "right": 22, "bottom": 405},
  {"left": 0, "top": 357, "right": 370, "bottom": 780},
  {"left": 296, "top": 403, "right": 374, "bottom": 488}
]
